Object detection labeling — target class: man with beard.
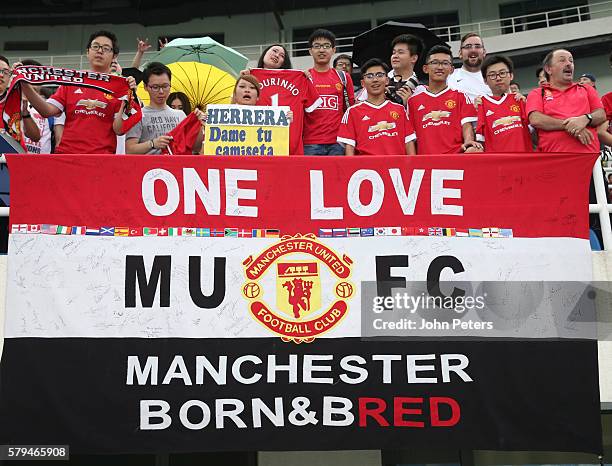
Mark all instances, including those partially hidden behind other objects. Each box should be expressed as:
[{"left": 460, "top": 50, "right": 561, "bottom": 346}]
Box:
[{"left": 448, "top": 32, "right": 491, "bottom": 102}]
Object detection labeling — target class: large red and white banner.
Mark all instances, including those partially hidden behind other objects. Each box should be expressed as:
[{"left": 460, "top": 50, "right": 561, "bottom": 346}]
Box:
[{"left": 0, "top": 154, "right": 602, "bottom": 455}]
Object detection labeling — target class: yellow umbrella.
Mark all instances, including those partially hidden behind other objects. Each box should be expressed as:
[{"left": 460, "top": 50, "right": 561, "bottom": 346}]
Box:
[{"left": 137, "top": 61, "right": 235, "bottom": 109}]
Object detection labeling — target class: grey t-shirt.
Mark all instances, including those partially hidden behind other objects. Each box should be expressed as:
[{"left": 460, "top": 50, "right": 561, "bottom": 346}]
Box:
[{"left": 126, "top": 105, "right": 186, "bottom": 154}]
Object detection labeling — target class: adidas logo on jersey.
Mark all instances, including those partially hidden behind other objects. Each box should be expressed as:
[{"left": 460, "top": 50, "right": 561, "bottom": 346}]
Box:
[
  {"left": 418, "top": 104, "right": 425, "bottom": 110},
  {"left": 486, "top": 110, "right": 494, "bottom": 116},
  {"left": 362, "top": 115, "right": 370, "bottom": 121},
  {"left": 74, "top": 89, "right": 83, "bottom": 94}
]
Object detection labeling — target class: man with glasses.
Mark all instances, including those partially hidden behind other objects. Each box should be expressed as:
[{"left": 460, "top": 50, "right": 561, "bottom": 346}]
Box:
[
  {"left": 407, "top": 45, "right": 481, "bottom": 154},
  {"left": 447, "top": 32, "right": 491, "bottom": 102},
  {"left": 303, "top": 29, "right": 355, "bottom": 155},
  {"left": 476, "top": 55, "right": 532, "bottom": 152},
  {"left": 21, "top": 30, "right": 137, "bottom": 154},
  {"left": 337, "top": 58, "right": 415, "bottom": 155},
  {"left": 126, "top": 62, "right": 191, "bottom": 154}
]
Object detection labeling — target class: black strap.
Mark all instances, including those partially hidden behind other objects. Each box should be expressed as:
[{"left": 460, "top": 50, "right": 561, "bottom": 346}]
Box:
[{"left": 335, "top": 69, "right": 351, "bottom": 113}]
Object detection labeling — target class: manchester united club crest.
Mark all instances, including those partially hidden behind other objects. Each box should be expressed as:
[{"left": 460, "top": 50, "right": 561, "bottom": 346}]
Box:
[
  {"left": 242, "top": 233, "right": 354, "bottom": 343},
  {"left": 445, "top": 99, "right": 457, "bottom": 109},
  {"left": 390, "top": 110, "right": 400, "bottom": 120},
  {"left": 510, "top": 104, "right": 520, "bottom": 113}
]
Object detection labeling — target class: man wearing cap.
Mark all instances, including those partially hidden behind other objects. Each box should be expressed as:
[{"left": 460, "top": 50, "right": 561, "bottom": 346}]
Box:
[{"left": 578, "top": 73, "right": 596, "bottom": 88}]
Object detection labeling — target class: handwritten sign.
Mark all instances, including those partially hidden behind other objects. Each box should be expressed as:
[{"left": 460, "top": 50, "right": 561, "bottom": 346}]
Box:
[{"left": 204, "top": 104, "right": 290, "bottom": 156}]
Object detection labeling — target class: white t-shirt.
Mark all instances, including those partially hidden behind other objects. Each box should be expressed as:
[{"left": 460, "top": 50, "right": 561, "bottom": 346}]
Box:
[
  {"left": 447, "top": 67, "right": 491, "bottom": 102},
  {"left": 24, "top": 106, "right": 51, "bottom": 154}
]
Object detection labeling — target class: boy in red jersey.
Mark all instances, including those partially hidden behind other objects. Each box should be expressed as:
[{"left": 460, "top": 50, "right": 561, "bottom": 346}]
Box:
[
  {"left": 20, "top": 30, "right": 137, "bottom": 154},
  {"left": 476, "top": 55, "right": 533, "bottom": 152},
  {"left": 407, "top": 45, "right": 481, "bottom": 154},
  {"left": 337, "top": 58, "right": 415, "bottom": 156},
  {"left": 303, "top": 29, "right": 355, "bottom": 155}
]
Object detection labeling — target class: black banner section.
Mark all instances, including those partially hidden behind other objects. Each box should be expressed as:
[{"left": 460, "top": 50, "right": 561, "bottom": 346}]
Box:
[{"left": 0, "top": 338, "right": 602, "bottom": 454}]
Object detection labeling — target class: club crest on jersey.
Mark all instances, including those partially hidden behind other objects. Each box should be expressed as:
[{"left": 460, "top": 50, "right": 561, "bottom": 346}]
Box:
[
  {"left": 368, "top": 121, "right": 397, "bottom": 132},
  {"left": 335, "top": 82, "right": 343, "bottom": 91},
  {"left": 390, "top": 110, "right": 400, "bottom": 120},
  {"left": 104, "top": 93, "right": 114, "bottom": 100},
  {"left": 242, "top": 233, "right": 354, "bottom": 343},
  {"left": 510, "top": 104, "right": 520, "bottom": 112},
  {"left": 76, "top": 99, "right": 108, "bottom": 110},
  {"left": 422, "top": 110, "right": 450, "bottom": 122},
  {"left": 445, "top": 99, "right": 457, "bottom": 109}
]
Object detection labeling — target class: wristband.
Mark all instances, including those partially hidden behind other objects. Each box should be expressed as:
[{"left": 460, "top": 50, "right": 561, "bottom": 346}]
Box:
[{"left": 150, "top": 140, "right": 155, "bottom": 150}]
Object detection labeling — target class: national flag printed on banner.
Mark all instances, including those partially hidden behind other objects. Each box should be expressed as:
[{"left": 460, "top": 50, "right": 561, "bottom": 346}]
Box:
[
  {"left": 225, "top": 228, "right": 238, "bottom": 238},
  {"left": 129, "top": 227, "right": 143, "bottom": 236},
  {"left": 71, "top": 226, "right": 86, "bottom": 235},
  {"left": 41, "top": 224, "right": 58, "bottom": 235},
  {"left": 347, "top": 228, "right": 361, "bottom": 237},
  {"left": 1, "top": 153, "right": 601, "bottom": 456},
  {"left": 182, "top": 227, "right": 196, "bottom": 237},
  {"left": 85, "top": 228, "right": 99, "bottom": 236},
  {"left": 143, "top": 227, "right": 158, "bottom": 236},
  {"left": 332, "top": 228, "right": 347, "bottom": 237},
  {"left": 197, "top": 228, "right": 211, "bottom": 237},
  {"left": 469, "top": 228, "right": 483, "bottom": 238},
  {"left": 456, "top": 228, "right": 469, "bottom": 237},
  {"left": 374, "top": 227, "right": 386, "bottom": 236},
  {"left": 56, "top": 225, "right": 70, "bottom": 235},
  {"left": 27, "top": 224, "right": 41, "bottom": 234},
  {"left": 385, "top": 227, "right": 401, "bottom": 236},
  {"left": 238, "top": 229, "right": 252, "bottom": 238}
]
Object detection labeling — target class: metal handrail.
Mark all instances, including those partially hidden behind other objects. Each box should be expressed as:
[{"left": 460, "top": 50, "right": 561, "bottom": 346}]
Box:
[{"left": 5, "top": 0, "right": 612, "bottom": 66}]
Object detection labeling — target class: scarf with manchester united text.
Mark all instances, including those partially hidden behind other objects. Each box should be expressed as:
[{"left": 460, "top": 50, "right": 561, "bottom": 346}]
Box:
[{"left": 0, "top": 65, "right": 142, "bottom": 146}]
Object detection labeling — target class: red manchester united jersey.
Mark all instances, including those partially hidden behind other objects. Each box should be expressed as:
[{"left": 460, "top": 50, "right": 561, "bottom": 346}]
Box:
[
  {"left": 407, "top": 87, "right": 477, "bottom": 154},
  {"left": 303, "top": 68, "right": 355, "bottom": 145},
  {"left": 476, "top": 94, "right": 533, "bottom": 152},
  {"left": 337, "top": 100, "right": 413, "bottom": 155},
  {"left": 251, "top": 68, "right": 322, "bottom": 155},
  {"left": 48, "top": 85, "right": 121, "bottom": 154}
]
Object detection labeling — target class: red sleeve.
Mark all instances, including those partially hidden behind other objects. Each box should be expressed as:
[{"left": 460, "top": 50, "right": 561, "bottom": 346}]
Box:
[
  {"left": 345, "top": 72, "right": 355, "bottom": 106},
  {"left": 526, "top": 88, "right": 543, "bottom": 116},
  {"left": 303, "top": 75, "right": 323, "bottom": 113},
  {"left": 337, "top": 108, "right": 356, "bottom": 147},
  {"left": 585, "top": 84, "right": 603, "bottom": 112},
  {"left": 476, "top": 102, "right": 485, "bottom": 141},
  {"left": 48, "top": 85, "right": 67, "bottom": 109},
  {"left": 603, "top": 93, "right": 612, "bottom": 120},
  {"left": 460, "top": 92, "right": 477, "bottom": 125}
]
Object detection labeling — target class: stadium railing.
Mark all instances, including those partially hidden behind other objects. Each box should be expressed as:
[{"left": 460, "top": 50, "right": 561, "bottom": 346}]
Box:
[{"left": 5, "top": 0, "right": 612, "bottom": 65}]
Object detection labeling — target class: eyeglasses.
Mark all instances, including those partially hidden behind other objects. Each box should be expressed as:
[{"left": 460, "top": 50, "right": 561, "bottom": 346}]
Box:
[
  {"left": 427, "top": 60, "right": 453, "bottom": 67},
  {"left": 461, "top": 44, "right": 484, "bottom": 50},
  {"left": 148, "top": 83, "right": 171, "bottom": 91},
  {"left": 311, "top": 43, "right": 333, "bottom": 50},
  {"left": 0, "top": 69, "right": 11, "bottom": 77},
  {"left": 486, "top": 70, "right": 510, "bottom": 79},
  {"left": 363, "top": 72, "right": 386, "bottom": 80},
  {"left": 89, "top": 43, "right": 114, "bottom": 54}
]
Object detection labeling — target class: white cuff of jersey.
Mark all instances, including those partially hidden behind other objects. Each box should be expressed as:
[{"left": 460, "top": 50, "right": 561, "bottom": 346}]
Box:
[
  {"left": 305, "top": 97, "right": 323, "bottom": 113},
  {"left": 337, "top": 136, "right": 355, "bottom": 146},
  {"left": 475, "top": 134, "right": 484, "bottom": 142},
  {"left": 528, "top": 124, "right": 536, "bottom": 134},
  {"left": 461, "top": 116, "right": 478, "bottom": 126},
  {"left": 405, "top": 133, "right": 416, "bottom": 143},
  {"left": 47, "top": 99, "right": 64, "bottom": 112}
]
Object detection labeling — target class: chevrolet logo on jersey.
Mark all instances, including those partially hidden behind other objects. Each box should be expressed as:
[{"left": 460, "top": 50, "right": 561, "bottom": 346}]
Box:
[
  {"left": 76, "top": 99, "right": 108, "bottom": 110},
  {"left": 492, "top": 115, "right": 521, "bottom": 128},
  {"left": 422, "top": 110, "right": 451, "bottom": 122},
  {"left": 368, "top": 121, "right": 397, "bottom": 132}
]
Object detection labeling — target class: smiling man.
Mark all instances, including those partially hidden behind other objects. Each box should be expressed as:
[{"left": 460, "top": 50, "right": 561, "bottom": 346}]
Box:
[
  {"left": 337, "top": 58, "right": 415, "bottom": 156},
  {"left": 447, "top": 32, "right": 491, "bottom": 102},
  {"left": 303, "top": 28, "right": 354, "bottom": 155},
  {"left": 526, "top": 49, "right": 605, "bottom": 153},
  {"left": 21, "top": 30, "right": 137, "bottom": 154}
]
